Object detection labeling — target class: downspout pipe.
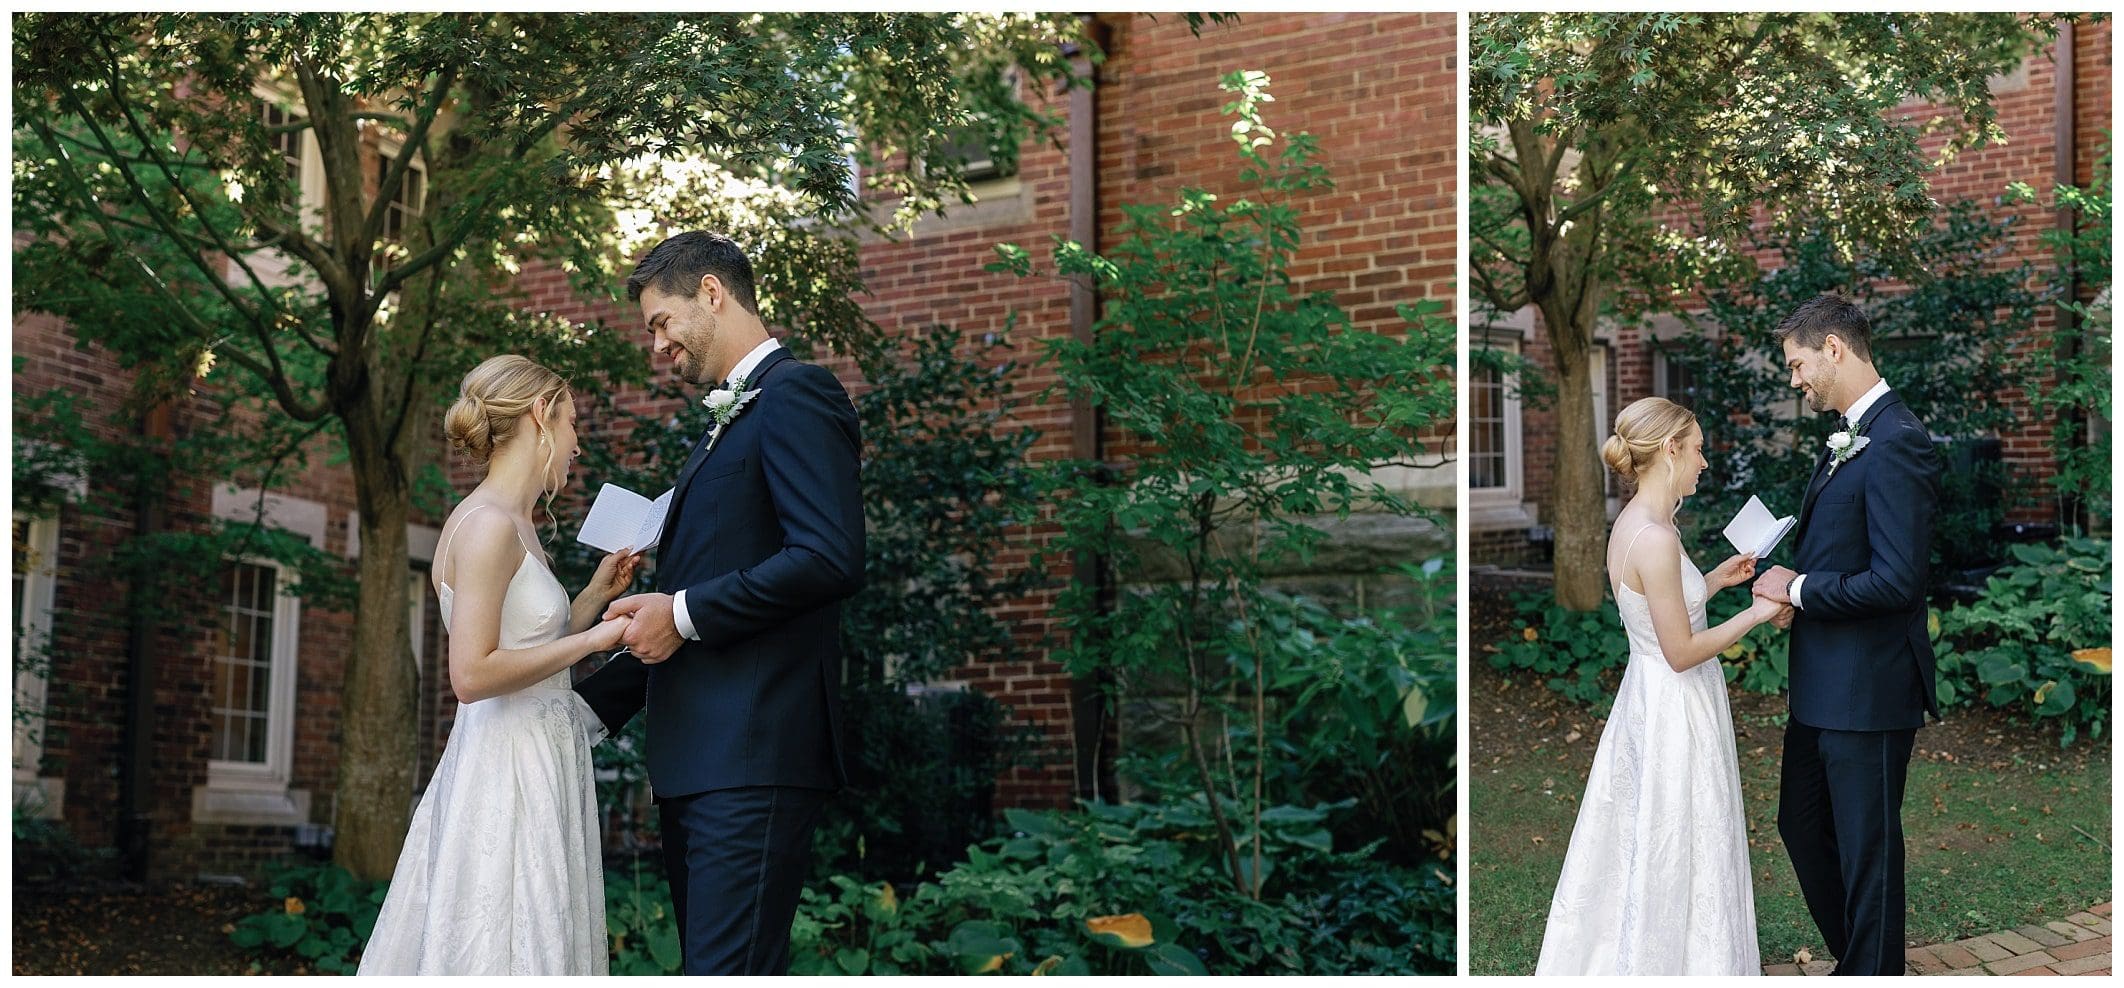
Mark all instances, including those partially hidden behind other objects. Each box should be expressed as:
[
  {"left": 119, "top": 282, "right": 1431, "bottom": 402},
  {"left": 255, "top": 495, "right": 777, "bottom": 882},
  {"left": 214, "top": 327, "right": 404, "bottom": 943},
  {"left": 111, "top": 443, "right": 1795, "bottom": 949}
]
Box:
[
  {"left": 119, "top": 398, "right": 174, "bottom": 880},
  {"left": 1064, "top": 14, "right": 1115, "bottom": 804},
  {"left": 2051, "top": 20, "right": 2082, "bottom": 529}
]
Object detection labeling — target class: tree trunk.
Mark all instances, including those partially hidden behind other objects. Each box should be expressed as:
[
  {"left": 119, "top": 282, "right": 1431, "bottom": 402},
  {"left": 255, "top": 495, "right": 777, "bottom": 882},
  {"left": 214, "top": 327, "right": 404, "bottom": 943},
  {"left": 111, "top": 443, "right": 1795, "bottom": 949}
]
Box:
[
  {"left": 1541, "top": 296, "right": 1608, "bottom": 612},
  {"left": 333, "top": 407, "right": 419, "bottom": 881}
]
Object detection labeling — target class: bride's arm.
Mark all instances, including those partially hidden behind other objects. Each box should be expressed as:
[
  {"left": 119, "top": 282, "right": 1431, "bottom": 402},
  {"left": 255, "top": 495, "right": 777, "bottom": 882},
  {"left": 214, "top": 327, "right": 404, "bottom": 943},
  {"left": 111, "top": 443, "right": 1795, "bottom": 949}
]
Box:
[
  {"left": 569, "top": 547, "right": 644, "bottom": 635},
  {"left": 446, "top": 513, "right": 632, "bottom": 704},
  {"left": 1638, "top": 528, "right": 1782, "bottom": 673}
]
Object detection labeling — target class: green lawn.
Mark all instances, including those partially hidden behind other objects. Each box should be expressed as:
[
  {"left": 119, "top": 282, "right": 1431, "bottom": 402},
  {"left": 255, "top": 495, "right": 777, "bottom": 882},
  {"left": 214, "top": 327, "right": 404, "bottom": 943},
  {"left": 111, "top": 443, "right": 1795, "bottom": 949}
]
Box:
[{"left": 1469, "top": 702, "right": 2113, "bottom": 975}]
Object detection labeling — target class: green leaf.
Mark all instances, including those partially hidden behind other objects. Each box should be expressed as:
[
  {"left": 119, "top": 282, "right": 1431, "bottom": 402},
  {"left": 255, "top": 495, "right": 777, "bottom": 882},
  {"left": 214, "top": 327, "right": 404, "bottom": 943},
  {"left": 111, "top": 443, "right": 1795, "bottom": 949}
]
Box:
[{"left": 1144, "top": 942, "right": 1209, "bottom": 976}]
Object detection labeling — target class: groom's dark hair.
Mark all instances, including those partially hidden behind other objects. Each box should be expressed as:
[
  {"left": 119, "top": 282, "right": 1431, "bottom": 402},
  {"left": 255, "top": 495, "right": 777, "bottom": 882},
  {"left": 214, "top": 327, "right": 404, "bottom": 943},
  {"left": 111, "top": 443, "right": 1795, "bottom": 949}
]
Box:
[
  {"left": 626, "top": 231, "right": 761, "bottom": 316},
  {"left": 1773, "top": 292, "right": 1873, "bottom": 361}
]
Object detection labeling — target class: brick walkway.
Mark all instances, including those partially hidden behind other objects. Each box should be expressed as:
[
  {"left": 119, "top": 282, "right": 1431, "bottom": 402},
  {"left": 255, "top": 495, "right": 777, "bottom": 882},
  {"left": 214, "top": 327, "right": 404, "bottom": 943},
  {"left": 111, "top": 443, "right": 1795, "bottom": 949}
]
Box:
[{"left": 1764, "top": 903, "right": 2111, "bottom": 976}]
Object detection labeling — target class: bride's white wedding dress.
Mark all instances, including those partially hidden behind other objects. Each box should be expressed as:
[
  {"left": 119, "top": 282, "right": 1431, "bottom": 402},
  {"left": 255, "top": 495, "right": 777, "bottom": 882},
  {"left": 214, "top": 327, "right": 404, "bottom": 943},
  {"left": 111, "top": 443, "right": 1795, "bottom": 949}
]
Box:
[
  {"left": 357, "top": 518, "right": 609, "bottom": 975},
  {"left": 1535, "top": 527, "right": 1759, "bottom": 975}
]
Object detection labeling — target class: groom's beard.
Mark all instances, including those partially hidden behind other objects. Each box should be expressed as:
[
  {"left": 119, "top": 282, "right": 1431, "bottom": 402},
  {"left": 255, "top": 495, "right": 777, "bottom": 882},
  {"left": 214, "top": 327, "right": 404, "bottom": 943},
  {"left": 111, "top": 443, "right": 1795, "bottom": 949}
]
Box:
[{"left": 1802, "top": 368, "right": 1839, "bottom": 413}]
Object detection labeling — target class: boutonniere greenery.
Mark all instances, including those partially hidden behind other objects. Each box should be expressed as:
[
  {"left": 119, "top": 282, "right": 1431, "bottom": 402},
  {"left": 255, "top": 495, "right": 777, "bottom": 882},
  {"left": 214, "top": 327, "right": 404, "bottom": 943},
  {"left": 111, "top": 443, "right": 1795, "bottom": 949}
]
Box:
[
  {"left": 703, "top": 376, "right": 763, "bottom": 445},
  {"left": 1824, "top": 423, "right": 1871, "bottom": 476}
]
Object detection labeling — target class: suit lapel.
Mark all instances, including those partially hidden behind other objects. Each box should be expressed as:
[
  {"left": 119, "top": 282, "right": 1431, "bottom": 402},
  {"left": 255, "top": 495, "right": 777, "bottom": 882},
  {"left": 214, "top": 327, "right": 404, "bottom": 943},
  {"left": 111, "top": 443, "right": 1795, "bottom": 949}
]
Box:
[
  {"left": 659, "top": 349, "right": 797, "bottom": 546},
  {"left": 1796, "top": 392, "right": 1903, "bottom": 538}
]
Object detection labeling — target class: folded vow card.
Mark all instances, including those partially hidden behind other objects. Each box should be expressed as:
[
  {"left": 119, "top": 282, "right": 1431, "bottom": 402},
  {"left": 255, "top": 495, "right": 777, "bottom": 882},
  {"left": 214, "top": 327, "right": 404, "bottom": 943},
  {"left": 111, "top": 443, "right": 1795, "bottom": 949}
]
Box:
[
  {"left": 578, "top": 483, "right": 673, "bottom": 554},
  {"left": 1723, "top": 495, "right": 1796, "bottom": 560}
]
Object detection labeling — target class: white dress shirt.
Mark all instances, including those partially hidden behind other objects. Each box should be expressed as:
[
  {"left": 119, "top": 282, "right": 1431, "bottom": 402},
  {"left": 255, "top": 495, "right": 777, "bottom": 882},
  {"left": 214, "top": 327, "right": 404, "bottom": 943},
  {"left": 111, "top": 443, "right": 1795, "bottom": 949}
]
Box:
[
  {"left": 672, "top": 337, "right": 783, "bottom": 640},
  {"left": 1791, "top": 378, "right": 1892, "bottom": 610}
]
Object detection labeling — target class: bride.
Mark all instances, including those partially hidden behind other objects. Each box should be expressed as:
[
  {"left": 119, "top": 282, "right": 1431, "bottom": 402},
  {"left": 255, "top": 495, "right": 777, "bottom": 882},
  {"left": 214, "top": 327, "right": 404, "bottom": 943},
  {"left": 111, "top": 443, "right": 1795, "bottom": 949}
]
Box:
[
  {"left": 358, "top": 355, "right": 641, "bottom": 975},
  {"left": 1535, "top": 396, "right": 1788, "bottom": 976}
]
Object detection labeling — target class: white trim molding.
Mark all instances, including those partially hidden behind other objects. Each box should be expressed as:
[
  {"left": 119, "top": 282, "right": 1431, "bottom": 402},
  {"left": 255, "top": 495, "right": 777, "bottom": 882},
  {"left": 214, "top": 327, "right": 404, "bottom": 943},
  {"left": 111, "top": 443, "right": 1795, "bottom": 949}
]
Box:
[
  {"left": 211, "top": 484, "right": 329, "bottom": 550},
  {"left": 14, "top": 512, "right": 65, "bottom": 818}
]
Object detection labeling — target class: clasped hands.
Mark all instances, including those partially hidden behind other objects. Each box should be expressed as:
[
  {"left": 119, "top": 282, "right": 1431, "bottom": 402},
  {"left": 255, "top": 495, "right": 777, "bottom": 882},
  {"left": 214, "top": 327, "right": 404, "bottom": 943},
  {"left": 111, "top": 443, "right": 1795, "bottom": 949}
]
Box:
[
  {"left": 601, "top": 591, "right": 688, "bottom": 663},
  {"left": 1709, "top": 553, "right": 1795, "bottom": 630},
  {"left": 1750, "top": 563, "right": 1798, "bottom": 630}
]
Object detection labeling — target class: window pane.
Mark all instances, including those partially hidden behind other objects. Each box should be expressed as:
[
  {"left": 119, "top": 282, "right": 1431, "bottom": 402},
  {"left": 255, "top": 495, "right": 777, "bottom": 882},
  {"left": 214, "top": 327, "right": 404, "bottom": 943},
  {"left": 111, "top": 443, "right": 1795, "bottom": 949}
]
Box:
[
  {"left": 1470, "top": 359, "right": 1505, "bottom": 490},
  {"left": 213, "top": 563, "right": 278, "bottom": 765}
]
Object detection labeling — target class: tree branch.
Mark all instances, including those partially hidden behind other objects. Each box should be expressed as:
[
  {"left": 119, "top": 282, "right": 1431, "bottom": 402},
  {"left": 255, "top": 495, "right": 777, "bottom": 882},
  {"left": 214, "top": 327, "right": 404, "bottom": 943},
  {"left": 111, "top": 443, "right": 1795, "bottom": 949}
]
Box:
[
  {"left": 27, "top": 117, "right": 330, "bottom": 423},
  {"left": 63, "top": 92, "right": 270, "bottom": 330},
  {"left": 1552, "top": 153, "right": 1640, "bottom": 234},
  {"left": 362, "top": 62, "right": 458, "bottom": 251}
]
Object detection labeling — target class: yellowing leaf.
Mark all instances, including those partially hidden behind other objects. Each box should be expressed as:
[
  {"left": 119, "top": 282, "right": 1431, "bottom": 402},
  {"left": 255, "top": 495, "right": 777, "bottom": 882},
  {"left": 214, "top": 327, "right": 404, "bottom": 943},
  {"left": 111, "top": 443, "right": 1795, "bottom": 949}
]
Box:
[
  {"left": 1031, "top": 956, "right": 1063, "bottom": 976},
  {"left": 1402, "top": 684, "right": 1427, "bottom": 727},
  {"left": 284, "top": 897, "right": 305, "bottom": 915},
  {"left": 1722, "top": 642, "right": 1745, "bottom": 659},
  {"left": 1522, "top": 626, "right": 1540, "bottom": 642},
  {"left": 875, "top": 883, "right": 898, "bottom": 915},
  {"left": 1927, "top": 609, "right": 1942, "bottom": 640},
  {"left": 973, "top": 953, "right": 1011, "bottom": 974},
  {"left": 2034, "top": 680, "right": 2054, "bottom": 705},
  {"left": 1085, "top": 913, "right": 1155, "bottom": 948},
  {"left": 2071, "top": 648, "right": 2111, "bottom": 673}
]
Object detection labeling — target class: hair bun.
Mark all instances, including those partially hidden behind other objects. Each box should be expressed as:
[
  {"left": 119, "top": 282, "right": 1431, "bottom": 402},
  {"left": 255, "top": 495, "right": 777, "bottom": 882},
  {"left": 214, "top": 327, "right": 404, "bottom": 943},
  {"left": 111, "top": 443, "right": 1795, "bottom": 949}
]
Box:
[{"left": 444, "top": 355, "right": 568, "bottom": 466}]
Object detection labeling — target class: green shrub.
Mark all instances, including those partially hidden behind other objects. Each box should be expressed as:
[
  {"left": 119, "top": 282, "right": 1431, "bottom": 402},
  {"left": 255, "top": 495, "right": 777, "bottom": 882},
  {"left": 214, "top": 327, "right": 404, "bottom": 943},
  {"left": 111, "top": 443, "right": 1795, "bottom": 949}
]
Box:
[
  {"left": 1249, "top": 564, "right": 1457, "bottom": 866},
  {"left": 1934, "top": 536, "right": 2112, "bottom": 744},
  {"left": 812, "top": 683, "right": 1032, "bottom": 885},
  {"left": 605, "top": 862, "right": 684, "bottom": 975},
  {"left": 227, "top": 859, "right": 386, "bottom": 975},
  {"left": 1486, "top": 588, "right": 1791, "bottom": 711},
  {"left": 791, "top": 800, "right": 1454, "bottom": 976}
]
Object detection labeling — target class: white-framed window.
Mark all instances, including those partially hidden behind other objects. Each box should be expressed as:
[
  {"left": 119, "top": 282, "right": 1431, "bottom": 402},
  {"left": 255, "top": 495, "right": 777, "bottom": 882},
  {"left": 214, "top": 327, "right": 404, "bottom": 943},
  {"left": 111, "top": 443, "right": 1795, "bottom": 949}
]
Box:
[
  {"left": 1469, "top": 337, "right": 1524, "bottom": 503},
  {"left": 1654, "top": 344, "right": 1701, "bottom": 410},
  {"left": 371, "top": 138, "right": 428, "bottom": 282},
  {"left": 250, "top": 89, "right": 328, "bottom": 289},
  {"left": 206, "top": 560, "right": 302, "bottom": 781},
  {"left": 192, "top": 557, "right": 311, "bottom": 825},
  {"left": 14, "top": 513, "right": 63, "bottom": 818},
  {"left": 377, "top": 154, "right": 426, "bottom": 246}
]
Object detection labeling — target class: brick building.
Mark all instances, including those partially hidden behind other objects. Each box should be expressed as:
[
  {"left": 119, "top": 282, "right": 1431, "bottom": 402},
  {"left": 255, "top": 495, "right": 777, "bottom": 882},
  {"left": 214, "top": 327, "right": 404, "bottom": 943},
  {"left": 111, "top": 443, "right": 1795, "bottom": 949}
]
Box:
[
  {"left": 1468, "top": 20, "right": 2111, "bottom": 565},
  {"left": 13, "top": 12, "right": 1456, "bottom": 878}
]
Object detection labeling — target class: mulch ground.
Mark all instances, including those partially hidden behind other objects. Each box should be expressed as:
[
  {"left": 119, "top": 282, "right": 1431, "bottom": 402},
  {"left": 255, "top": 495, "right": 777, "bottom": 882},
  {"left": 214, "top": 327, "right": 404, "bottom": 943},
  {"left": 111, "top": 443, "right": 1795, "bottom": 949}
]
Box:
[{"left": 11, "top": 878, "right": 305, "bottom": 976}]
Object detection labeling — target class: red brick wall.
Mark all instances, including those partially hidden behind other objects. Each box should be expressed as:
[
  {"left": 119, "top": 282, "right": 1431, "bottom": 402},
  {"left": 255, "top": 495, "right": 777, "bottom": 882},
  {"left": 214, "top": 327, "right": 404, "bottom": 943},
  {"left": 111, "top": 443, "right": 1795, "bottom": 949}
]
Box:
[
  {"left": 1482, "top": 19, "right": 2112, "bottom": 563},
  {"left": 13, "top": 308, "right": 368, "bottom": 878},
  {"left": 19, "top": 13, "right": 1463, "bottom": 876}
]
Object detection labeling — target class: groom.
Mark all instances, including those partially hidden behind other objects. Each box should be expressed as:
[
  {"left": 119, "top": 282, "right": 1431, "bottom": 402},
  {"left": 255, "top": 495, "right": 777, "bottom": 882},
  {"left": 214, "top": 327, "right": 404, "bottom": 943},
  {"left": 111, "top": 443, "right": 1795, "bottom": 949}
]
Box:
[
  {"left": 576, "top": 231, "right": 864, "bottom": 975},
  {"left": 1754, "top": 293, "right": 1941, "bottom": 976}
]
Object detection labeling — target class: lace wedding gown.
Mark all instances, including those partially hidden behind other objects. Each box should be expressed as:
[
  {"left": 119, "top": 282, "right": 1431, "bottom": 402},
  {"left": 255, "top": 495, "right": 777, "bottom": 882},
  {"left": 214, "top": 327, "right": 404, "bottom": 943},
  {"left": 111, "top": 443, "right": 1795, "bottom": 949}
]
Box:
[
  {"left": 1535, "top": 533, "right": 1759, "bottom": 975},
  {"left": 357, "top": 530, "right": 609, "bottom": 975}
]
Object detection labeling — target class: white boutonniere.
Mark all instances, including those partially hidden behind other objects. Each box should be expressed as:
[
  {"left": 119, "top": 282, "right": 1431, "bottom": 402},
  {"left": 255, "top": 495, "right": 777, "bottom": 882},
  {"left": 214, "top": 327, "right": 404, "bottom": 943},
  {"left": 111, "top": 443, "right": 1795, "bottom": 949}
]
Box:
[
  {"left": 702, "top": 376, "right": 763, "bottom": 447},
  {"left": 1824, "top": 426, "right": 1870, "bottom": 476}
]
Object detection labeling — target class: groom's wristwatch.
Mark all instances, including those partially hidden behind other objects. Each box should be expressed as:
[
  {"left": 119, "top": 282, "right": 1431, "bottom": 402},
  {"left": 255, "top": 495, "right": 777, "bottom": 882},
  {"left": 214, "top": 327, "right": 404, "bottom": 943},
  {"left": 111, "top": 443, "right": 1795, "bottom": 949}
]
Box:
[{"left": 1786, "top": 575, "right": 1799, "bottom": 605}]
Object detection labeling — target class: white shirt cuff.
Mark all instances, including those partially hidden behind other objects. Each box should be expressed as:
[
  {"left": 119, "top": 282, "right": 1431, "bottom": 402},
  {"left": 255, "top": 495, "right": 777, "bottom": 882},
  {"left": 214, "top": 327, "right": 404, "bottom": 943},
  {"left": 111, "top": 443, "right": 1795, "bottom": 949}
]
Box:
[
  {"left": 672, "top": 589, "right": 701, "bottom": 640},
  {"left": 1789, "top": 574, "right": 1806, "bottom": 610}
]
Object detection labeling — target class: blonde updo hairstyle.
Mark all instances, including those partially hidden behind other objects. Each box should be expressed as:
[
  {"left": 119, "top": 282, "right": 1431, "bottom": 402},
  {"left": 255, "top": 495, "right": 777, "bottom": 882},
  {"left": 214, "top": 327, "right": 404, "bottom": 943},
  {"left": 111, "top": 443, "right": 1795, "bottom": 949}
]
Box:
[
  {"left": 1601, "top": 396, "right": 1698, "bottom": 486},
  {"left": 444, "top": 355, "right": 570, "bottom": 468}
]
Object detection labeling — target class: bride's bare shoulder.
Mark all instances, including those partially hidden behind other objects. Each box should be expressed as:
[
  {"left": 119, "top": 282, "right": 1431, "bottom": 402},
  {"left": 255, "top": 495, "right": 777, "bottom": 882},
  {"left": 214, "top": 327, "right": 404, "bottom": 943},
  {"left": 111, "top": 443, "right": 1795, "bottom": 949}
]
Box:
[{"left": 438, "top": 502, "right": 526, "bottom": 588}]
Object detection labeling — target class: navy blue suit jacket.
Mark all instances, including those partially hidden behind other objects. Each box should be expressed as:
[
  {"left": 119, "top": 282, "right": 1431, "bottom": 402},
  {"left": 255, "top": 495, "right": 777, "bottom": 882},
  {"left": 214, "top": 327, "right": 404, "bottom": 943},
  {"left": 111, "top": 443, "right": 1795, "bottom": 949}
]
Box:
[
  {"left": 578, "top": 348, "right": 863, "bottom": 797},
  {"left": 1786, "top": 392, "right": 1942, "bottom": 732}
]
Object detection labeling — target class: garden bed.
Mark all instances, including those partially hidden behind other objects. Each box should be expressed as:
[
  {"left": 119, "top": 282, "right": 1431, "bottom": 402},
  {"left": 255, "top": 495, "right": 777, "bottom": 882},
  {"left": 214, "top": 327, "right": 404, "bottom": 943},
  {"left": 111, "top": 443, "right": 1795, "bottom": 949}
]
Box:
[{"left": 1468, "top": 570, "right": 2112, "bottom": 975}]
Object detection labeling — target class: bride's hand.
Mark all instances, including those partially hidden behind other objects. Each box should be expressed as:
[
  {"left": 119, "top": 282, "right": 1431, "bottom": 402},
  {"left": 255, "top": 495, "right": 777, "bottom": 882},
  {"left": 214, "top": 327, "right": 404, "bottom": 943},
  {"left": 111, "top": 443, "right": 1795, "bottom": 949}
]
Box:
[
  {"left": 1747, "top": 592, "right": 1787, "bottom": 625},
  {"left": 585, "top": 614, "right": 632, "bottom": 652},
  {"left": 1707, "top": 553, "right": 1758, "bottom": 590},
  {"left": 585, "top": 547, "right": 645, "bottom": 605}
]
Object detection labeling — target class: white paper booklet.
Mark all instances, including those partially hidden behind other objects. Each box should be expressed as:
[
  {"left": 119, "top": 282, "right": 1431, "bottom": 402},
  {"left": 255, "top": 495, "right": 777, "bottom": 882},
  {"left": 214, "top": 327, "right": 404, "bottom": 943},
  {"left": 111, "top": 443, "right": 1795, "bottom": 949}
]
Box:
[
  {"left": 1723, "top": 494, "right": 1796, "bottom": 559},
  {"left": 578, "top": 483, "right": 673, "bottom": 554}
]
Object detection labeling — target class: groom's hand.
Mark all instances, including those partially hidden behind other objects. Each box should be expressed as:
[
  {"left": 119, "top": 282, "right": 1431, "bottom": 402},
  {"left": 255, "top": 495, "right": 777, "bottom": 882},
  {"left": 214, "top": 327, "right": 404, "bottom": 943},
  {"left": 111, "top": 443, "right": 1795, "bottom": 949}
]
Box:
[
  {"left": 1753, "top": 565, "right": 1798, "bottom": 604},
  {"left": 604, "top": 592, "right": 686, "bottom": 663}
]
